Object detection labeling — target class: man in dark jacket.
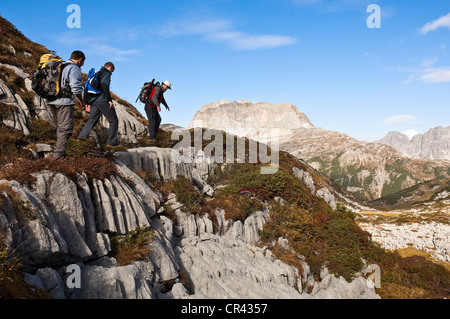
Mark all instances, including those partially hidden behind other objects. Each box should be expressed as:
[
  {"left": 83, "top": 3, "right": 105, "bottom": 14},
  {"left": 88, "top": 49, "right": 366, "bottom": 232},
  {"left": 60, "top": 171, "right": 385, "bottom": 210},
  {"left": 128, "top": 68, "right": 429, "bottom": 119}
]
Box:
[
  {"left": 78, "top": 62, "right": 119, "bottom": 146},
  {"left": 145, "top": 81, "right": 171, "bottom": 141}
]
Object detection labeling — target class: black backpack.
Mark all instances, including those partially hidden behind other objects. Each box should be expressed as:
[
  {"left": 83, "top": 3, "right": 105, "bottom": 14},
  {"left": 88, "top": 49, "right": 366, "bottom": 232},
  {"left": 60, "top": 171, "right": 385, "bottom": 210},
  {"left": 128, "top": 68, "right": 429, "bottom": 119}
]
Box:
[
  {"left": 136, "top": 79, "right": 159, "bottom": 104},
  {"left": 32, "top": 53, "right": 70, "bottom": 99}
]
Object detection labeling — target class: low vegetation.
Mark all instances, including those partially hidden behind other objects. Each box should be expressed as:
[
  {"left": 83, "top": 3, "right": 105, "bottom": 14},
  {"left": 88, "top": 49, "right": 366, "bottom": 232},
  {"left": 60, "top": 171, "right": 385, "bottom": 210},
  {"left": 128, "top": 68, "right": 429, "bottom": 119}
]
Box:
[
  {"left": 0, "top": 234, "right": 50, "bottom": 299},
  {"left": 0, "top": 156, "right": 118, "bottom": 188},
  {"left": 109, "top": 226, "right": 155, "bottom": 266}
]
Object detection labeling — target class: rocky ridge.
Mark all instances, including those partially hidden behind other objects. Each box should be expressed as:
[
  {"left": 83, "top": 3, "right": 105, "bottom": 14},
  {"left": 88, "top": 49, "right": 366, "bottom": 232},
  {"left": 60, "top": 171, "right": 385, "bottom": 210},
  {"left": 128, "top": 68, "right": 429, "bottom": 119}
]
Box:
[
  {"left": 0, "top": 147, "right": 379, "bottom": 299},
  {"left": 378, "top": 126, "right": 450, "bottom": 161},
  {"left": 278, "top": 128, "right": 450, "bottom": 201}
]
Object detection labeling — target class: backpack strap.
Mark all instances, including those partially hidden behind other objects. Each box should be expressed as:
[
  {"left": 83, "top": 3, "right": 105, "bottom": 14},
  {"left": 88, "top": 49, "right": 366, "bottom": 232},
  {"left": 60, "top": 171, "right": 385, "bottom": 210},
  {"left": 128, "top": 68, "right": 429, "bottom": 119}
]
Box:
[{"left": 59, "top": 61, "right": 74, "bottom": 98}]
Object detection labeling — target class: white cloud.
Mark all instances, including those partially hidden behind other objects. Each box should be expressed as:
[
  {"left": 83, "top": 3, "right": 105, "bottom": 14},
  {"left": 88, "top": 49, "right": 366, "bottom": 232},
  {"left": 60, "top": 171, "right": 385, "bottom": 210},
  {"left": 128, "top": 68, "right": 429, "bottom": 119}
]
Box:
[
  {"left": 418, "top": 68, "right": 450, "bottom": 83},
  {"left": 292, "top": 0, "right": 374, "bottom": 11},
  {"left": 402, "top": 129, "right": 419, "bottom": 140},
  {"left": 159, "top": 18, "right": 298, "bottom": 50},
  {"left": 209, "top": 31, "right": 298, "bottom": 50},
  {"left": 385, "top": 114, "right": 417, "bottom": 125},
  {"left": 398, "top": 58, "right": 450, "bottom": 84},
  {"left": 293, "top": 0, "right": 321, "bottom": 5},
  {"left": 160, "top": 19, "right": 233, "bottom": 37},
  {"left": 420, "top": 13, "right": 450, "bottom": 34},
  {"left": 56, "top": 31, "right": 141, "bottom": 61}
]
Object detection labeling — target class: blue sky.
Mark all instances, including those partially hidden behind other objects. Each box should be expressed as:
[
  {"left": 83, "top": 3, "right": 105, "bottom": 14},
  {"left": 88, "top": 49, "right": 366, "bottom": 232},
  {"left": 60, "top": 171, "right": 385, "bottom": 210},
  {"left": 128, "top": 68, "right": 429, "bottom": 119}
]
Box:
[{"left": 1, "top": 0, "right": 450, "bottom": 141}]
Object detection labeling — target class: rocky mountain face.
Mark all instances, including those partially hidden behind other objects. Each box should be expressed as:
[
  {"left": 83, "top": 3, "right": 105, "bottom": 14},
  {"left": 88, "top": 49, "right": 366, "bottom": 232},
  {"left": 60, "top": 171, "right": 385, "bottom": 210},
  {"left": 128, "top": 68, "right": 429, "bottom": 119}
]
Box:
[
  {"left": 0, "top": 147, "right": 379, "bottom": 299},
  {"left": 188, "top": 99, "right": 314, "bottom": 144},
  {"left": 278, "top": 128, "right": 449, "bottom": 201},
  {"left": 190, "top": 100, "right": 450, "bottom": 202},
  {"left": 378, "top": 126, "right": 450, "bottom": 161}
]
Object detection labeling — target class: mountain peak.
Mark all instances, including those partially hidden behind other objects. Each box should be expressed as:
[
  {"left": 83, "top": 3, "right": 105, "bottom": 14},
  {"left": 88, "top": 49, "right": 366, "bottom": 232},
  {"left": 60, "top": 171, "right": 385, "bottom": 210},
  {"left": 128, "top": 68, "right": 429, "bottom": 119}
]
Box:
[
  {"left": 378, "top": 126, "right": 450, "bottom": 160},
  {"left": 188, "top": 100, "right": 314, "bottom": 142}
]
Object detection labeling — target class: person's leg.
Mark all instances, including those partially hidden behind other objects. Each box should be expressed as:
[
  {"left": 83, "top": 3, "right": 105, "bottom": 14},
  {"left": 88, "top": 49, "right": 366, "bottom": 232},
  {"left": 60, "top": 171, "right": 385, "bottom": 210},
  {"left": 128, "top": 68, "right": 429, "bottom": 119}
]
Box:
[
  {"left": 155, "top": 111, "right": 161, "bottom": 137},
  {"left": 96, "top": 101, "right": 119, "bottom": 146},
  {"left": 78, "top": 103, "right": 102, "bottom": 140},
  {"left": 145, "top": 105, "right": 157, "bottom": 140},
  {"left": 53, "top": 105, "right": 74, "bottom": 159}
]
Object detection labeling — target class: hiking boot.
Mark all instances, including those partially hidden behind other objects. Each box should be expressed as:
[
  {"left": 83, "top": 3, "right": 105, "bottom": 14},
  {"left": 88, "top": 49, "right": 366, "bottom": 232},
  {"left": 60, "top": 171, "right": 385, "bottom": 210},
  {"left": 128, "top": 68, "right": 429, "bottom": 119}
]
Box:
[{"left": 52, "top": 153, "right": 67, "bottom": 160}]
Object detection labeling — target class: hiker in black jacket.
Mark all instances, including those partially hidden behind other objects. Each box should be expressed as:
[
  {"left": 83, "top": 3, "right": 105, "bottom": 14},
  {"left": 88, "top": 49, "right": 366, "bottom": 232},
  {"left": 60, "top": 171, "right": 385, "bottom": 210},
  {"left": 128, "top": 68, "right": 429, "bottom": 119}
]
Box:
[
  {"left": 145, "top": 81, "right": 171, "bottom": 142},
  {"left": 78, "top": 62, "right": 119, "bottom": 146}
]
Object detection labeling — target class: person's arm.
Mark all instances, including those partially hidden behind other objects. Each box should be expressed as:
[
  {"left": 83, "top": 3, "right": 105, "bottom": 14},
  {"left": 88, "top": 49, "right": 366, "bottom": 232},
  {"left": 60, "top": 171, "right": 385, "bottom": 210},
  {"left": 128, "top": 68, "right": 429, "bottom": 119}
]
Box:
[
  {"left": 101, "top": 71, "right": 114, "bottom": 108},
  {"left": 161, "top": 95, "right": 170, "bottom": 111},
  {"left": 101, "top": 71, "right": 112, "bottom": 101},
  {"left": 68, "top": 66, "right": 86, "bottom": 109}
]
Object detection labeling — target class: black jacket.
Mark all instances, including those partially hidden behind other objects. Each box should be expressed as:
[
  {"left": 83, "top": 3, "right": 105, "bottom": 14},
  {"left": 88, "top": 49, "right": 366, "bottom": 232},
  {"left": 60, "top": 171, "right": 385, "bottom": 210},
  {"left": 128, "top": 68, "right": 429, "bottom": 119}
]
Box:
[{"left": 95, "top": 66, "right": 113, "bottom": 103}]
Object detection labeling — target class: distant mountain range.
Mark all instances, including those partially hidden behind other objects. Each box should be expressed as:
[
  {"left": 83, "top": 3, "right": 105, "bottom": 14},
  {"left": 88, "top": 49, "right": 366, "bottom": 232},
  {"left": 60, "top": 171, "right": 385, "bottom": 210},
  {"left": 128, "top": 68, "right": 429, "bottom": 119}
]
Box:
[
  {"left": 377, "top": 126, "right": 450, "bottom": 161},
  {"left": 189, "top": 100, "right": 450, "bottom": 202}
]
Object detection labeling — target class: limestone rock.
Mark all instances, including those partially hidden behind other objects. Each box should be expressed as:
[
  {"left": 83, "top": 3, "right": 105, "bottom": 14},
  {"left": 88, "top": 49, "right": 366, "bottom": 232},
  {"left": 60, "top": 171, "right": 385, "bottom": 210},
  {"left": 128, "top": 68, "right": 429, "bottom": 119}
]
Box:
[
  {"left": 360, "top": 221, "right": 450, "bottom": 262},
  {"left": 316, "top": 187, "right": 337, "bottom": 210},
  {"left": 177, "top": 235, "right": 303, "bottom": 299},
  {"left": 188, "top": 99, "right": 314, "bottom": 144},
  {"left": 0, "top": 79, "right": 30, "bottom": 135},
  {"left": 0, "top": 179, "right": 69, "bottom": 268},
  {"left": 292, "top": 167, "right": 316, "bottom": 194},
  {"left": 114, "top": 147, "right": 214, "bottom": 194},
  {"left": 66, "top": 262, "right": 156, "bottom": 299}
]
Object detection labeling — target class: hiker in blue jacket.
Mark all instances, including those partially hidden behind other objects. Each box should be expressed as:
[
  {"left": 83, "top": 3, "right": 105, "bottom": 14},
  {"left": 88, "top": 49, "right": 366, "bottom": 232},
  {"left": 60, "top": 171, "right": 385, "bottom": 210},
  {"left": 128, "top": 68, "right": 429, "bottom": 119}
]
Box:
[
  {"left": 47, "top": 50, "right": 87, "bottom": 159},
  {"left": 78, "top": 62, "right": 119, "bottom": 147}
]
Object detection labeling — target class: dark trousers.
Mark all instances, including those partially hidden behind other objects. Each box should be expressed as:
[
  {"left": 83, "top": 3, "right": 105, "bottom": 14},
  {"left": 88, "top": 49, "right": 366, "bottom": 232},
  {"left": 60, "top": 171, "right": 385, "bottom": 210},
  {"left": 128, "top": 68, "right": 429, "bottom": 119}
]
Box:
[
  {"left": 78, "top": 101, "right": 119, "bottom": 146},
  {"left": 145, "top": 104, "right": 161, "bottom": 140}
]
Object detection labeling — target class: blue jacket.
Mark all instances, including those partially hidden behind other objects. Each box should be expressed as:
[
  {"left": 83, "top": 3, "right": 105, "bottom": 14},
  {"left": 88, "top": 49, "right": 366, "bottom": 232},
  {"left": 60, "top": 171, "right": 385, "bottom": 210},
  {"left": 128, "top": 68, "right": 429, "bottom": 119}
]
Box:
[{"left": 47, "top": 60, "right": 83, "bottom": 106}]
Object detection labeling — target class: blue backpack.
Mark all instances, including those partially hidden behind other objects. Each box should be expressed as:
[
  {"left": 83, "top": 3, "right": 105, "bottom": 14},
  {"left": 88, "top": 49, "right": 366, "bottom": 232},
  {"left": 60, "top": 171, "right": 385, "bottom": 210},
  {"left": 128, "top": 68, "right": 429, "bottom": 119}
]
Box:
[{"left": 83, "top": 68, "right": 102, "bottom": 104}]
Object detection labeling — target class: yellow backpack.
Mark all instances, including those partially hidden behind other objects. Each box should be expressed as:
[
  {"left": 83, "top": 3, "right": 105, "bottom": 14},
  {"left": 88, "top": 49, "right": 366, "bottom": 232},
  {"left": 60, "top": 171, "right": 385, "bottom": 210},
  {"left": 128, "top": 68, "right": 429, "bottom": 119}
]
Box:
[{"left": 32, "top": 54, "right": 68, "bottom": 99}]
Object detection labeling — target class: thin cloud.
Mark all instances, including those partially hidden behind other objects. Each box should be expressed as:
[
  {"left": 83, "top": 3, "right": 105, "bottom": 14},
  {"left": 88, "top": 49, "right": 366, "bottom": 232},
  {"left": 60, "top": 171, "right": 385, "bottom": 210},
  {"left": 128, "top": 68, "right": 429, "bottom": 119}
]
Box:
[
  {"left": 397, "top": 58, "right": 450, "bottom": 84},
  {"left": 292, "top": 0, "right": 374, "bottom": 11},
  {"left": 160, "top": 19, "right": 233, "bottom": 37},
  {"left": 293, "top": 0, "right": 321, "bottom": 5},
  {"left": 420, "top": 12, "right": 450, "bottom": 34},
  {"left": 209, "top": 31, "right": 298, "bottom": 50},
  {"left": 385, "top": 114, "right": 417, "bottom": 125},
  {"left": 159, "top": 18, "right": 298, "bottom": 50},
  {"left": 56, "top": 31, "right": 141, "bottom": 61},
  {"left": 418, "top": 68, "right": 450, "bottom": 83}
]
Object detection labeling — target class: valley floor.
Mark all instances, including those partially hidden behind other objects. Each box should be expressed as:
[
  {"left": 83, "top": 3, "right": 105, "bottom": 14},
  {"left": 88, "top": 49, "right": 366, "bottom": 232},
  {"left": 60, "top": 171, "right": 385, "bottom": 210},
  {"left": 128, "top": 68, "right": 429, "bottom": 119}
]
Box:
[{"left": 357, "top": 201, "right": 450, "bottom": 266}]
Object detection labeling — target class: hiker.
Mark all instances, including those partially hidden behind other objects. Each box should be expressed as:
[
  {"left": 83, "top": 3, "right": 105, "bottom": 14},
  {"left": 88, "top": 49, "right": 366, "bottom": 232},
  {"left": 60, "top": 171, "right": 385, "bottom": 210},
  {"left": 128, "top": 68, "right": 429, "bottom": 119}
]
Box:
[
  {"left": 78, "top": 62, "right": 119, "bottom": 146},
  {"left": 144, "top": 81, "right": 171, "bottom": 142},
  {"left": 47, "top": 50, "right": 87, "bottom": 159}
]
